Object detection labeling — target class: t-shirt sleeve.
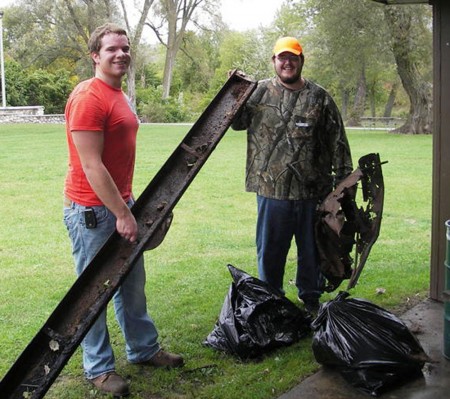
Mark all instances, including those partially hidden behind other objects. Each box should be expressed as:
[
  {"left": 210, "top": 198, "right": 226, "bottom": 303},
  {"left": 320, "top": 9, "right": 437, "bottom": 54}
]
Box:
[{"left": 68, "top": 89, "right": 106, "bottom": 132}]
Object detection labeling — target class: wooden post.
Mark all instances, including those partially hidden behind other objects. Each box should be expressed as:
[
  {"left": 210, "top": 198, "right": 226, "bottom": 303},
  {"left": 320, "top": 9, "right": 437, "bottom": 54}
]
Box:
[{"left": 431, "top": 0, "right": 450, "bottom": 301}]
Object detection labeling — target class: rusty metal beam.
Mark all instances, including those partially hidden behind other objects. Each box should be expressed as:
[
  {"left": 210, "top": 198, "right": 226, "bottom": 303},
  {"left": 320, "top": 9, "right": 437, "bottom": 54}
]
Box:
[
  {"left": 347, "top": 154, "right": 385, "bottom": 289},
  {"left": 0, "top": 70, "right": 256, "bottom": 399},
  {"left": 315, "top": 153, "right": 385, "bottom": 292}
]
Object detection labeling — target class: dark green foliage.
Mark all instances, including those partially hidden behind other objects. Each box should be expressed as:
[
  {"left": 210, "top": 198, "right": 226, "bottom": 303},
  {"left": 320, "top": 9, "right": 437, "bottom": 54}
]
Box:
[
  {"left": 0, "top": 0, "right": 433, "bottom": 125},
  {"left": 3, "top": 58, "right": 74, "bottom": 113},
  {"left": 137, "top": 86, "right": 194, "bottom": 123},
  {"left": 25, "top": 69, "right": 73, "bottom": 113}
]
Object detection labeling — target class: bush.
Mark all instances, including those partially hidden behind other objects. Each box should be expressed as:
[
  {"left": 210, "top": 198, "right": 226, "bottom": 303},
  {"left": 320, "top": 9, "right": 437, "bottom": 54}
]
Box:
[
  {"left": 3, "top": 59, "right": 73, "bottom": 113},
  {"left": 137, "top": 86, "right": 194, "bottom": 123}
]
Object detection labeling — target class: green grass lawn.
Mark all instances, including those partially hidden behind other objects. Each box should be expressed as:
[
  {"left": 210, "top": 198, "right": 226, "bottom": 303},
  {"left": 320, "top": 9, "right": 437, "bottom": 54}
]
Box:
[{"left": 0, "top": 123, "right": 432, "bottom": 398}]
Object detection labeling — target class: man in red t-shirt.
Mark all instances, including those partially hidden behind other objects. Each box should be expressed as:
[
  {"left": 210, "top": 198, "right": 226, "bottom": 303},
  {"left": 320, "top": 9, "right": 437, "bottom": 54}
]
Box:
[{"left": 63, "top": 23, "right": 183, "bottom": 397}]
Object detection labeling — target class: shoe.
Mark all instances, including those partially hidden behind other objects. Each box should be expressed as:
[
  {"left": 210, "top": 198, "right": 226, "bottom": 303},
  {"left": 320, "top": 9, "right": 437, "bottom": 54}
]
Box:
[
  {"left": 89, "top": 371, "right": 130, "bottom": 397},
  {"left": 304, "top": 299, "right": 320, "bottom": 314},
  {"left": 143, "top": 350, "right": 184, "bottom": 368},
  {"left": 298, "top": 295, "right": 320, "bottom": 315}
]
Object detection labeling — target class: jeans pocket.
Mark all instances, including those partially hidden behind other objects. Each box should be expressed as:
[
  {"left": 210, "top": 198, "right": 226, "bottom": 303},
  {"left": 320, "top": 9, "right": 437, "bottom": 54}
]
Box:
[
  {"left": 91, "top": 205, "right": 109, "bottom": 226},
  {"left": 63, "top": 207, "right": 74, "bottom": 231}
]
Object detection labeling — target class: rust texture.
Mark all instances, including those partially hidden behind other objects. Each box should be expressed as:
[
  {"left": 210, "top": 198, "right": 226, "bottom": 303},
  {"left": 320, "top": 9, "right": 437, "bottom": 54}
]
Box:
[
  {"left": 0, "top": 70, "right": 257, "bottom": 399},
  {"left": 315, "top": 153, "right": 385, "bottom": 292}
]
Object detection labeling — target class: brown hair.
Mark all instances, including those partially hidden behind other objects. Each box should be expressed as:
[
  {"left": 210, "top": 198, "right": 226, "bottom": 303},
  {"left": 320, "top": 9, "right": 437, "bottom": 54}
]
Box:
[{"left": 88, "top": 23, "right": 129, "bottom": 54}]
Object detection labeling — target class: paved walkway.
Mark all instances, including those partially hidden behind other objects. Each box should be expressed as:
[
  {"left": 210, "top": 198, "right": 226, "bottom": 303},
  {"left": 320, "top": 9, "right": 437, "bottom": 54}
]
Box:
[{"left": 278, "top": 299, "right": 449, "bottom": 399}]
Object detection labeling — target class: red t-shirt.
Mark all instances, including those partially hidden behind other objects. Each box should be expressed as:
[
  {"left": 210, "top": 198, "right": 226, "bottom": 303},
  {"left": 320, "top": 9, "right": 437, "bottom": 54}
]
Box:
[{"left": 64, "top": 78, "right": 139, "bottom": 206}]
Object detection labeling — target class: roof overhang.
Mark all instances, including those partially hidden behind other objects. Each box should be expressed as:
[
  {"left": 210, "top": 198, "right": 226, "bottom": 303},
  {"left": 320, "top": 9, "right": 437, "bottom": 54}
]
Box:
[{"left": 371, "top": 0, "right": 429, "bottom": 4}]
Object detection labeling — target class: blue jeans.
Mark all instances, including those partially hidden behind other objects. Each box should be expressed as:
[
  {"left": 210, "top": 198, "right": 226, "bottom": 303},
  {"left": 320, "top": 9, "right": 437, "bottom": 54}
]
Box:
[
  {"left": 63, "top": 200, "right": 160, "bottom": 379},
  {"left": 256, "top": 195, "right": 323, "bottom": 301}
]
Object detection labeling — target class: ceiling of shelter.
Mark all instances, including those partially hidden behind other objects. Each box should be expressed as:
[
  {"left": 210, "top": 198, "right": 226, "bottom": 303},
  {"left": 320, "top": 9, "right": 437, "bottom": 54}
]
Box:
[{"left": 370, "top": 0, "right": 429, "bottom": 4}]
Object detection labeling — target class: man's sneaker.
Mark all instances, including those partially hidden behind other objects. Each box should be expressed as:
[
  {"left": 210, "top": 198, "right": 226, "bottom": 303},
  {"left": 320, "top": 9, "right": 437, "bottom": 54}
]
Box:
[
  {"left": 142, "top": 350, "right": 184, "bottom": 368},
  {"left": 89, "top": 371, "right": 130, "bottom": 397},
  {"left": 298, "top": 295, "right": 320, "bottom": 315},
  {"left": 304, "top": 299, "right": 320, "bottom": 314}
]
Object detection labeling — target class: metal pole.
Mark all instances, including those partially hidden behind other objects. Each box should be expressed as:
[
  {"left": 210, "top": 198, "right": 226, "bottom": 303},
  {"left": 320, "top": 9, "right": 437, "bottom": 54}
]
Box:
[{"left": 0, "top": 10, "right": 6, "bottom": 108}]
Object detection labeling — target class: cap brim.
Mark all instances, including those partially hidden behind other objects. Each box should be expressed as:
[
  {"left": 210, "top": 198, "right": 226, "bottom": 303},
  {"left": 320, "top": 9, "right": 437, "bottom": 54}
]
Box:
[{"left": 274, "top": 48, "right": 301, "bottom": 56}]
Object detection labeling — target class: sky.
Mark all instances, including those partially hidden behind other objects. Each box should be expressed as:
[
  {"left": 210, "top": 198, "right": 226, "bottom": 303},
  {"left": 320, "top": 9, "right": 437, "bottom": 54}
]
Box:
[
  {"left": 220, "top": 0, "right": 285, "bottom": 31},
  {"left": 0, "top": 0, "right": 286, "bottom": 32}
]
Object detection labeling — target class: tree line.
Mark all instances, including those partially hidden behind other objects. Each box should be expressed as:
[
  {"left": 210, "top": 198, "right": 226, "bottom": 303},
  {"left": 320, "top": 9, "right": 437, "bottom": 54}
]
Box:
[{"left": 0, "top": 0, "right": 432, "bottom": 133}]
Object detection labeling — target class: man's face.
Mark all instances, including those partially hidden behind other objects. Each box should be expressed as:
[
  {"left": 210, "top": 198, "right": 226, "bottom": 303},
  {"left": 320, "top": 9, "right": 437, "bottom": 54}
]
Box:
[
  {"left": 273, "top": 52, "right": 303, "bottom": 85},
  {"left": 92, "top": 33, "right": 131, "bottom": 85}
]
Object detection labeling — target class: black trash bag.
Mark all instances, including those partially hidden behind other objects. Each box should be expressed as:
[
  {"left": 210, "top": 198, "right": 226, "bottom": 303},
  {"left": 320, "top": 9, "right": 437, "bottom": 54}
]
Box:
[
  {"left": 204, "top": 264, "right": 311, "bottom": 359},
  {"left": 311, "top": 291, "right": 430, "bottom": 397}
]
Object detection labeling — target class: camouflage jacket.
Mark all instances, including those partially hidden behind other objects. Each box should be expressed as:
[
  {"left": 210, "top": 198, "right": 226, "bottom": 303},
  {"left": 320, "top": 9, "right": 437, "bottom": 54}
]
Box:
[{"left": 232, "top": 77, "right": 353, "bottom": 200}]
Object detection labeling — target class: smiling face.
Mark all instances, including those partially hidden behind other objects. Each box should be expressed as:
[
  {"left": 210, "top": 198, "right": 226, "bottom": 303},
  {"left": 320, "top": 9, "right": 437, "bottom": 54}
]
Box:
[
  {"left": 273, "top": 51, "right": 304, "bottom": 88},
  {"left": 91, "top": 33, "right": 131, "bottom": 88}
]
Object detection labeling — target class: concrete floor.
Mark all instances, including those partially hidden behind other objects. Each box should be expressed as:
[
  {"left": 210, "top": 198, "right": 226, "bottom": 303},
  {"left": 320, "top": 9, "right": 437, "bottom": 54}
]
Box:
[{"left": 278, "top": 299, "right": 450, "bottom": 399}]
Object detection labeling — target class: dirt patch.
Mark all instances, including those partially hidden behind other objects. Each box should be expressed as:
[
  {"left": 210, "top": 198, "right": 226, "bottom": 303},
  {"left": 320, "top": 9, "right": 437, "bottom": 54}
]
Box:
[{"left": 391, "top": 292, "right": 430, "bottom": 316}]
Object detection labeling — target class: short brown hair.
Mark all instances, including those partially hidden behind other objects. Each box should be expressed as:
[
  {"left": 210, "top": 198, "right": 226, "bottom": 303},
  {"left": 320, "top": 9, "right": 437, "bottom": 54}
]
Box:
[{"left": 88, "top": 23, "right": 129, "bottom": 54}]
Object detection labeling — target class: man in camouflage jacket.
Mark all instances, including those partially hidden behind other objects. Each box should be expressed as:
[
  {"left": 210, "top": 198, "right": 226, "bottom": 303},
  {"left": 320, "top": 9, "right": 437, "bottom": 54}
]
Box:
[{"left": 232, "top": 37, "right": 353, "bottom": 313}]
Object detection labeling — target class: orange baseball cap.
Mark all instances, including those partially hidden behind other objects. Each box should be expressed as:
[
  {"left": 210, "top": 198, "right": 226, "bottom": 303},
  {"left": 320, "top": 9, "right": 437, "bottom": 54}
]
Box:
[{"left": 273, "top": 37, "right": 303, "bottom": 56}]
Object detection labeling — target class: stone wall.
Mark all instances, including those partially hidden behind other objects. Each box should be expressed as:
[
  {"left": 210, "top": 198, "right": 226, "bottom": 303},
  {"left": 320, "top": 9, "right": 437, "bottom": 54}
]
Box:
[
  {"left": 0, "top": 106, "right": 65, "bottom": 124},
  {"left": 0, "top": 105, "right": 44, "bottom": 115},
  {"left": 0, "top": 114, "right": 65, "bottom": 124}
]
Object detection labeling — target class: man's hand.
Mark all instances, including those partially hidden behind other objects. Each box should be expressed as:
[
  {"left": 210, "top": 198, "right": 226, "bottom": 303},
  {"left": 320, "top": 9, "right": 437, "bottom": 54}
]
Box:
[{"left": 116, "top": 210, "right": 139, "bottom": 243}]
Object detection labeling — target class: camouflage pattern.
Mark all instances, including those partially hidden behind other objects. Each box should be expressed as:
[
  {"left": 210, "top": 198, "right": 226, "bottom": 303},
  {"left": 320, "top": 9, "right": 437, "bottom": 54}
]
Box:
[{"left": 232, "top": 77, "right": 353, "bottom": 200}]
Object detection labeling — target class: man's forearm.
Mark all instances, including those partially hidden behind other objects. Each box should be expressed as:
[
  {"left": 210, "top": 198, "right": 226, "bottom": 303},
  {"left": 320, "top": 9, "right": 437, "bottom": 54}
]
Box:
[{"left": 84, "top": 164, "right": 130, "bottom": 218}]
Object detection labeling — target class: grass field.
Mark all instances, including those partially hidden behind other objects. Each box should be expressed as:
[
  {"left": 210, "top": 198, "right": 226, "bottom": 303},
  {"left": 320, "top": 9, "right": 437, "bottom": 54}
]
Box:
[{"left": 0, "top": 123, "right": 432, "bottom": 398}]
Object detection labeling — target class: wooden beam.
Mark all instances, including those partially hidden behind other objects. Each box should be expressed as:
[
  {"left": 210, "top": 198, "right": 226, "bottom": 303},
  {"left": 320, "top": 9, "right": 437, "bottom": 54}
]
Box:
[
  {"left": 430, "top": 0, "right": 450, "bottom": 301},
  {"left": 371, "top": 0, "right": 429, "bottom": 4}
]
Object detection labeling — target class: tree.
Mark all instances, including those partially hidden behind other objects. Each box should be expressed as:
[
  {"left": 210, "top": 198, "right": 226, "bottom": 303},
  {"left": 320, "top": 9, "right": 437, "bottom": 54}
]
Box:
[
  {"left": 119, "top": 0, "right": 154, "bottom": 105},
  {"left": 60, "top": 0, "right": 154, "bottom": 105},
  {"left": 2, "top": 57, "right": 72, "bottom": 112},
  {"left": 26, "top": 69, "right": 73, "bottom": 113},
  {"left": 383, "top": 81, "right": 399, "bottom": 118},
  {"left": 145, "top": 0, "right": 209, "bottom": 99},
  {"left": 292, "top": 0, "right": 393, "bottom": 126},
  {"left": 384, "top": 5, "right": 432, "bottom": 134},
  {"left": 3, "top": 0, "right": 119, "bottom": 77},
  {"left": 275, "top": 0, "right": 432, "bottom": 132},
  {"left": 2, "top": 58, "right": 29, "bottom": 106},
  {"left": 4, "top": 0, "right": 154, "bottom": 106}
]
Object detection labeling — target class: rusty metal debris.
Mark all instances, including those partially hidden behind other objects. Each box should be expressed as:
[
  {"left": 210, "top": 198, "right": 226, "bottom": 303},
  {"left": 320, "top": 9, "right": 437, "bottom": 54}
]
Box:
[
  {"left": 315, "top": 153, "right": 386, "bottom": 292},
  {"left": 0, "top": 70, "right": 257, "bottom": 399}
]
